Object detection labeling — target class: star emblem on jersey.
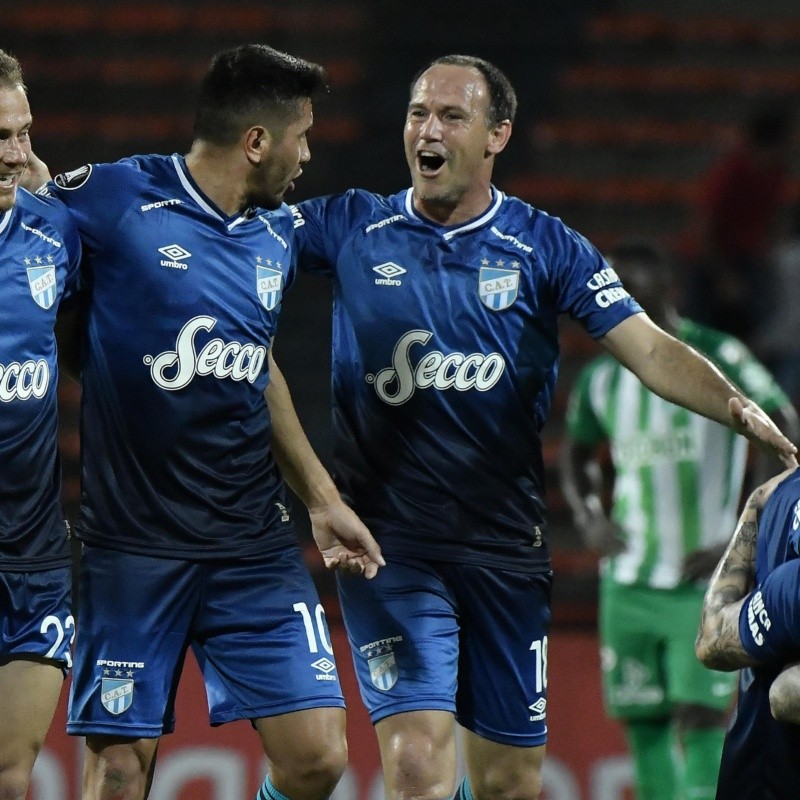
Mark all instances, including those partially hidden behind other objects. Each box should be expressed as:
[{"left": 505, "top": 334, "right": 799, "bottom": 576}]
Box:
[
  {"left": 26, "top": 264, "right": 57, "bottom": 309},
  {"left": 257, "top": 264, "right": 283, "bottom": 310},
  {"left": 479, "top": 265, "right": 519, "bottom": 310}
]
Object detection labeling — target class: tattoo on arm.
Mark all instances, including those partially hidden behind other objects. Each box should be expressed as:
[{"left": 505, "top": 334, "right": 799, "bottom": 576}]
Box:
[{"left": 697, "top": 514, "right": 760, "bottom": 669}]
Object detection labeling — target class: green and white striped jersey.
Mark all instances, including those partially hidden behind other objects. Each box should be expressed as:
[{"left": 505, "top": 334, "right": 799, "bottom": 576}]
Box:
[{"left": 565, "top": 318, "right": 788, "bottom": 589}]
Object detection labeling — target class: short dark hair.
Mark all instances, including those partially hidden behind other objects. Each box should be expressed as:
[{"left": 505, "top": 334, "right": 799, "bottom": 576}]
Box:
[
  {"left": 193, "top": 44, "right": 328, "bottom": 146},
  {"left": 0, "top": 49, "right": 25, "bottom": 91},
  {"left": 411, "top": 54, "right": 517, "bottom": 127}
]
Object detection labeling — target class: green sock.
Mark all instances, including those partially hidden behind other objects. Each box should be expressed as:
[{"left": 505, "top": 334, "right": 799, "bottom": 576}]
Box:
[
  {"left": 680, "top": 726, "right": 726, "bottom": 800},
  {"left": 625, "top": 719, "right": 677, "bottom": 800}
]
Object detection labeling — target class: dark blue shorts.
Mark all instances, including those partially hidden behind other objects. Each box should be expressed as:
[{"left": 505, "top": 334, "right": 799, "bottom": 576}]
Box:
[
  {"left": 68, "top": 545, "right": 345, "bottom": 738},
  {"left": 0, "top": 566, "right": 74, "bottom": 673},
  {"left": 337, "top": 558, "right": 553, "bottom": 746}
]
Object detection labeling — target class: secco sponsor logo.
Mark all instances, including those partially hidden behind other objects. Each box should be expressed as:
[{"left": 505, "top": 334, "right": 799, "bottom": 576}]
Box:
[
  {"left": 366, "top": 329, "right": 505, "bottom": 406},
  {"left": 0, "top": 359, "right": 49, "bottom": 402},
  {"left": 144, "top": 316, "right": 266, "bottom": 391},
  {"left": 747, "top": 590, "right": 772, "bottom": 646}
]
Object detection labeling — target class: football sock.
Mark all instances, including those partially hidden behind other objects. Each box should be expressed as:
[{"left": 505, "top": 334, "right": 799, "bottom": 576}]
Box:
[
  {"left": 452, "top": 777, "right": 474, "bottom": 800},
  {"left": 625, "top": 719, "right": 676, "bottom": 800},
  {"left": 680, "top": 726, "right": 726, "bottom": 800},
  {"left": 256, "top": 775, "right": 291, "bottom": 800}
]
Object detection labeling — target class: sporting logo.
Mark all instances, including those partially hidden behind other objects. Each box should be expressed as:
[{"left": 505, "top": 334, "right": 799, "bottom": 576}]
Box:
[
  {"left": 100, "top": 677, "right": 134, "bottom": 715},
  {"left": 793, "top": 500, "right": 800, "bottom": 531},
  {"left": 27, "top": 265, "right": 57, "bottom": 309},
  {"left": 257, "top": 265, "right": 283, "bottom": 310},
  {"left": 54, "top": 164, "right": 92, "bottom": 190},
  {"left": 479, "top": 266, "right": 519, "bottom": 310},
  {"left": 366, "top": 330, "right": 505, "bottom": 406},
  {"left": 373, "top": 262, "right": 406, "bottom": 287},
  {"left": 143, "top": 316, "right": 267, "bottom": 391}
]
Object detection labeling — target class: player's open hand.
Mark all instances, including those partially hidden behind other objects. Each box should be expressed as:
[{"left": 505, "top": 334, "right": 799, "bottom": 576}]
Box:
[
  {"left": 729, "top": 397, "right": 797, "bottom": 468},
  {"left": 309, "top": 499, "right": 385, "bottom": 579},
  {"left": 21, "top": 149, "right": 52, "bottom": 193}
]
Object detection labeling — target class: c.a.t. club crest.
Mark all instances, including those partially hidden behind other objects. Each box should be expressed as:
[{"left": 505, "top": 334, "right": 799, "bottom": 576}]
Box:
[
  {"left": 26, "top": 257, "right": 57, "bottom": 310},
  {"left": 479, "top": 260, "right": 520, "bottom": 311},
  {"left": 256, "top": 258, "right": 283, "bottom": 311}
]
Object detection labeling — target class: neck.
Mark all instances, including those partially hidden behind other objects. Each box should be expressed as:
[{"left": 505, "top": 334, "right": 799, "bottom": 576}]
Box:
[
  {"left": 184, "top": 140, "right": 246, "bottom": 217},
  {"left": 413, "top": 182, "right": 494, "bottom": 227}
]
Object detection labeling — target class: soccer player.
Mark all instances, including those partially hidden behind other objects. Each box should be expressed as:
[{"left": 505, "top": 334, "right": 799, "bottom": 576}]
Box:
[
  {"left": 37, "top": 45, "right": 383, "bottom": 800},
  {"left": 695, "top": 466, "right": 800, "bottom": 799},
  {"left": 287, "top": 55, "right": 796, "bottom": 800},
  {"left": 0, "top": 50, "right": 82, "bottom": 798},
  {"left": 560, "top": 240, "right": 797, "bottom": 800}
]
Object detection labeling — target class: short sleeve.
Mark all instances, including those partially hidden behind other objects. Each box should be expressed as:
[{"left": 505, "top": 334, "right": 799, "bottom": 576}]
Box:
[{"left": 739, "top": 559, "right": 800, "bottom": 664}]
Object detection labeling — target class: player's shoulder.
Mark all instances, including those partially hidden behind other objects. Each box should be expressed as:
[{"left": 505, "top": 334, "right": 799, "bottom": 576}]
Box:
[
  {"left": 500, "top": 193, "right": 598, "bottom": 257},
  {"left": 292, "top": 187, "right": 403, "bottom": 229},
  {"left": 52, "top": 153, "right": 166, "bottom": 193},
  {"left": 17, "top": 187, "right": 76, "bottom": 237}
]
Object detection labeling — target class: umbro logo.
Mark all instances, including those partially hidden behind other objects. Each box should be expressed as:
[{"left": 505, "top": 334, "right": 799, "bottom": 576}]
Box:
[
  {"left": 373, "top": 262, "right": 406, "bottom": 287},
  {"left": 158, "top": 244, "right": 191, "bottom": 271},
  {"left": 528, "top": 697, "right": 547, "bottom": 722},
  {"left": 311, "top": 657, "right": 338, "bottom": 682},
  {"left": 793, "top": 500, "right": 800, "bottom": 531}
]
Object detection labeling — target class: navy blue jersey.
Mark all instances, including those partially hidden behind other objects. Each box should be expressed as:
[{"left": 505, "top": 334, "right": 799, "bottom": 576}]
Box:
[
  {"left": 0, "top": 189, "right": 81, "bottom": 570},
  {"left": 292, "top": 188, "right": 641, "bottom": 570},
  {"left": 716, "top": 469, "right": 800, "bottom": 799},
  {"left": 44, "top": 155, "right": 296, "bottom": 560}
]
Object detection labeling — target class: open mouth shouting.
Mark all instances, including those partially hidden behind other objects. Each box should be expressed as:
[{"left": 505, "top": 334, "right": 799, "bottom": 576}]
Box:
[{"left": 416, "top": 150, "right": 446, "bottom": 178}]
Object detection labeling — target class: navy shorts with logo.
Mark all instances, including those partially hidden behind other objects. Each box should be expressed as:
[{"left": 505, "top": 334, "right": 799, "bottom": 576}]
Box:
[
  {"left": 337, "top": 557, "right": 553, "bottom": 746},
  {"left": 67, "top": 544, "right": 344, "bottom": 737},
  {"left": 0, "top": 566, "right": 74, "bottom": 673}
]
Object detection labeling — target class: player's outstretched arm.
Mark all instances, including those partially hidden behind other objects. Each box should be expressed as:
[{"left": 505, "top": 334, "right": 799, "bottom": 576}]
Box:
[
  {"left": 695, "top": 470, "right": 792, "bottom": 670},
  {"left": 264, "top": 350, "right": 385, "bottom": 578},
  {"left": 601, "top": 314, "right": 797, "bottom": 468}
]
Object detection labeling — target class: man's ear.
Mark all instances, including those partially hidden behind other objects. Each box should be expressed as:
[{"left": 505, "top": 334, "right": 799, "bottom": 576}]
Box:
[
  {"left": 244, "top": 125, "right": 272, "bottom": 165},
  {"left": 486, "top": 119, "right": 512, "bottom": 156}
]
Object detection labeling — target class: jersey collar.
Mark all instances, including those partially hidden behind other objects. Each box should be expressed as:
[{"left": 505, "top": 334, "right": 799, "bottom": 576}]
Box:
[
  {"left": 171, "top": 154, "right": 251, "bottom": 231},
  {"left": 0, "top": 208, "right": 12, "bottom": 237},
  {"left": 403, "top": 186, "right": 504, "bottom": 241}
]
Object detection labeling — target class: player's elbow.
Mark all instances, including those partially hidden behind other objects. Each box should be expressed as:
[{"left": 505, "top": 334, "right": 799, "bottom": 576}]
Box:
[
  {"left": 694, "top": 636, "right": 715, "bottom": 669},
  {"left": 769, "top": 671, "right": 800, "bottom": 724},
  {"left": 695, "top": 627, "right": 728, "bottom": 671}
]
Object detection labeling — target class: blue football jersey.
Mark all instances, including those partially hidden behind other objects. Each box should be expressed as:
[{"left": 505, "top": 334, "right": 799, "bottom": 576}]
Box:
[
  {"left": 44, "top": 155, "right": 297, "bottom": 559},
  {"left": 0, "top": 188, "right": 81, "bottom": 570},
  {"left": 292, "top": 188, "right": 641, "bottom": 570},
  {"left": 716, "top": 469, "right": 800, "bottom": 799}
]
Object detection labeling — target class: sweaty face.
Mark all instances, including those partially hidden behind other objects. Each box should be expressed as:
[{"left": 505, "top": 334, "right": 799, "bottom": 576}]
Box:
[
  {"left": 404, "top": 64, "right": 495, "bottom": 211},
  {"left": 246, "top": 98, "right": 313, "bottom": 210},
  {"left": 0, "top": 84, "right": 32, "bottom": 213}
]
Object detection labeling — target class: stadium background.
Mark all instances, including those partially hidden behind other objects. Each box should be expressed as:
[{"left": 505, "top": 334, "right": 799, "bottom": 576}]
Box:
[{"left": 6, "top": 0, "right": 800, "bottom": 797}]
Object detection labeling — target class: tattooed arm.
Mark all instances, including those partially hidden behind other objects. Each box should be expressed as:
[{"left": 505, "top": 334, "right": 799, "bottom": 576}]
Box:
[{"left": 695, "top": 469, "right": 794, "bottom": 671}]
